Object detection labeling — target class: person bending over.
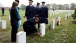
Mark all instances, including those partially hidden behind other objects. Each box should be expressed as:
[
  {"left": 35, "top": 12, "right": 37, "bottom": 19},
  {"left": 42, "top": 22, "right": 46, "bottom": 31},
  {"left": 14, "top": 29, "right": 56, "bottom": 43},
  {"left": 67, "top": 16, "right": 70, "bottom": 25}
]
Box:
[{"left": 23, "top": 17, "right": 41, "bottom": 36}]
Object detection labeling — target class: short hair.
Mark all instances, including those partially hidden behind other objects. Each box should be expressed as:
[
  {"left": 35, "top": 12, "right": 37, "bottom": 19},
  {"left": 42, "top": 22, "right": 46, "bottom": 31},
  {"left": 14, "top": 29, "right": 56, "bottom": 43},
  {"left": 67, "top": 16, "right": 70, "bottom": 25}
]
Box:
[
  {"left": 12, "top": 1, "right": 18, "bottom": 7},
  {"left": 37, "top": 2, "right": 40, "bottom": 6},
  {"left": 29, "top": 0, "right": 33, "bottom": 2},
  {"left": 35, "top": 17, "right": 39, "bottom": 21},
  {"left": 15, "top": 0, "right": 19, "bottom": 3},
  {"left": 41, "top": 1, "right": 45, "bottom": 3}
]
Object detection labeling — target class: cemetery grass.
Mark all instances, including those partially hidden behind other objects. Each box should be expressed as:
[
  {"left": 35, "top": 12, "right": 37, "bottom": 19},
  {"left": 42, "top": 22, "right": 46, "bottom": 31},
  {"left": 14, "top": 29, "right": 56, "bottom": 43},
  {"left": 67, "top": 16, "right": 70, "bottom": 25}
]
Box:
[{"left": 0, "top": 10, "right": 76, "bottom": 43}]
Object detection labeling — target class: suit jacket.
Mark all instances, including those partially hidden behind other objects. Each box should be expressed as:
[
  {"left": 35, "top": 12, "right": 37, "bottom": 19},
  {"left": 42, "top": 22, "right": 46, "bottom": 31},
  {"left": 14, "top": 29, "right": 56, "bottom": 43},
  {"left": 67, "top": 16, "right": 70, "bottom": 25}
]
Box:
[
  {"left": 10, "top": 7, "right": 20, "bottom": 26},
  {"left": 40, "top": 6, "right": 48, "bottom": 24},
  {"left": 35, "top": 6, "right": 40, "bottom": 17},
  {"left": 23, "top": 18, "right": 38, "bottom": 32},
  {"left": 25, "top": 5, "right": 36, "bottom": 19}
]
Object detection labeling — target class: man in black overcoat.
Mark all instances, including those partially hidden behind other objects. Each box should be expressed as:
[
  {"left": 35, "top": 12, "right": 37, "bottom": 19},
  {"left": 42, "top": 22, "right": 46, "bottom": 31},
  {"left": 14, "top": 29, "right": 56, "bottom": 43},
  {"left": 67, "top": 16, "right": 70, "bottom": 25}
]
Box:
[
  {"left": 23, "top": 17, "right": 41, "bottom": 36},
  {"left": 1, "top": 7, "right": 5, "bottom": 16},
  {"left": 40, "top": 1, "right": 48, "bottom": 24},
  {"left": 35, "top": 2, "right": 40, "bottom": 29}
]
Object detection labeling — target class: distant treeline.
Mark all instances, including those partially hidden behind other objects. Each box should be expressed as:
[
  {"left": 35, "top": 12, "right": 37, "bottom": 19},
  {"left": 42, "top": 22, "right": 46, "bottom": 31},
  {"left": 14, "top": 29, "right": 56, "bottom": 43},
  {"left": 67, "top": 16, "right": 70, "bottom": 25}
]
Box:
[
  {"left": 0, "top": 3, "right": 76, "bottom": 10},
  {"left": 20, "top": 3, "right": 76, "bottom": 10}
]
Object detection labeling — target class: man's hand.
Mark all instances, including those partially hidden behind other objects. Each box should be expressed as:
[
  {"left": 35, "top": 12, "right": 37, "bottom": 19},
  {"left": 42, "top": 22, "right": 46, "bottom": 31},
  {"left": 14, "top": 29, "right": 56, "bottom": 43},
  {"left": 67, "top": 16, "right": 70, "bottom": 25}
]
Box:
[{"left": 38, "top": 32, "right": 42, "bottom": 37}]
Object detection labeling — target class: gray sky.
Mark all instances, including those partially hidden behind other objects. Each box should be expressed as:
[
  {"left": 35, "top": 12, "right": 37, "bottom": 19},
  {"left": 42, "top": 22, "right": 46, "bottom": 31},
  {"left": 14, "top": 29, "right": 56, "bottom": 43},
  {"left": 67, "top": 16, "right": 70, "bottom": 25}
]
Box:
[{"left": 0, "top": 0, "right": 76, "bottom": 7}]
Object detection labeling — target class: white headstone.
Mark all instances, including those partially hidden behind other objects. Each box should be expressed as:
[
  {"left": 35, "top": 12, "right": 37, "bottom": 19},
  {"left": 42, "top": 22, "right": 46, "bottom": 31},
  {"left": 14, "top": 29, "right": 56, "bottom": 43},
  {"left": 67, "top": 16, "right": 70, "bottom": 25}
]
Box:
[
  {"left": 40, "top": 23, "right": 46, "bottom": 36},
  {"left": 0, "top": 17, "right": 1, "bottom": 22},
  {"left": 68, "top": 14, "right": 71, "bottom": 18},
  {"left": 51, "top": 19, "right": 55, "bottom": 29},
  {"left": 20, "top": 20, "right": 21, "bottom": 25},
  {"left": 56, "top": 17, "right": 61, "bottom": 25},
  {"left": 1, "top": 20, "right": 6, "bottom": 29},
  {"left": 16, "top": 31, "right": 26, "bottom": 43}
]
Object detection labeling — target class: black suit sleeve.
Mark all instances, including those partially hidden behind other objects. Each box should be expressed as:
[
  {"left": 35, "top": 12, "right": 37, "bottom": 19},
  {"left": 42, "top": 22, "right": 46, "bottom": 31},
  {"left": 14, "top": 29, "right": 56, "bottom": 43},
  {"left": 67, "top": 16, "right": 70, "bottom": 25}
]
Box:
[
  {"left": 28, "top": 21, "right": 38, "bottom": 32},
  {"left": 33, "top": 7, "right": 36, "bottom": 17}
]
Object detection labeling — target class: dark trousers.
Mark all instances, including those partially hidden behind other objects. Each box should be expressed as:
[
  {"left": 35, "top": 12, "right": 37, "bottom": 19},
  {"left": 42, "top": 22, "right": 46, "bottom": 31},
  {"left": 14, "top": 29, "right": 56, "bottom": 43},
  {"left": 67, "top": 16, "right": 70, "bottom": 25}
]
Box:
[
  {"left": 11, "top": 26, "right": 18, "bottom": 42},
  {"left": 23, "top": 26, "right": 38, "bottom": 35},
  {"left": 2, "top": 11, "right": 4, "bottom": 16}
]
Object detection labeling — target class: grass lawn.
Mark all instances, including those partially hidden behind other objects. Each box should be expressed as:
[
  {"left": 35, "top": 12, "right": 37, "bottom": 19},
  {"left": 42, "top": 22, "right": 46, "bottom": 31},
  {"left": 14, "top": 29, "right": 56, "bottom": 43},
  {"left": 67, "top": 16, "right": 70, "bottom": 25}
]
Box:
[{"left": 0, "top": 10, "right": 76, "bottom": 43}]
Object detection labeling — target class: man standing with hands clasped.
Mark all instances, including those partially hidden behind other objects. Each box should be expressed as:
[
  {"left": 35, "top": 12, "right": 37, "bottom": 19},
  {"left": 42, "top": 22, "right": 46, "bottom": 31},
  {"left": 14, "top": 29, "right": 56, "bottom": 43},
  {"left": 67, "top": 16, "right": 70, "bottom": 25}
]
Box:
[
  {"left": 25, "top": 0, "right": 36, "bottom": 20},
  {"left": 36, "top": 2, "right": 41, "bottom": 29},
  {"left": 40, "top": 1, "right": 48, "bottom": 25}
]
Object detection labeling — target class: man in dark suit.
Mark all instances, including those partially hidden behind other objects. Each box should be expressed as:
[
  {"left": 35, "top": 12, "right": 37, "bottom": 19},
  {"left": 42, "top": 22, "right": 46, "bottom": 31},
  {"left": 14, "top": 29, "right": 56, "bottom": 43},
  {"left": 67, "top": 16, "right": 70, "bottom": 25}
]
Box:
[
  {"left": 40, "top": 1, "right": 48, "bottom": 24},
  {"left": 25, "top": 0, "right": 36, "bottom": 20},
  {"left": 1, "top": 7, "right": 5, "bottom": 16},
  {"left": 36, "top": 2, "right": 40, "bottom": 29},
  {"left": 23, "top": 17, "right": 41, "bottom": 36}
]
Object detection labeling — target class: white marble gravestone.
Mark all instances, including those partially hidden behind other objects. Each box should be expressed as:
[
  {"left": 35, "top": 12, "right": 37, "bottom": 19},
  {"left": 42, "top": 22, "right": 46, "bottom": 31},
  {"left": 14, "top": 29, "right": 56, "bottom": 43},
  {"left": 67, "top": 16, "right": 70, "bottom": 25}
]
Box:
[
  {"left": 56, "top": 17, "right": 61, "bottom": 25},
  {"left": 68, "top": 14, "right": 71, "bottom": 19},
  {"left": 16, "top": 31, "right": 26, "bottom": 43},
  {"left": 1, "top": 20, "right": 6, "bottom": 29},
  {"left": 51, "top": 19, "right": 55, "bottom": 29},
  {"left": 40, "top": 23, "right": 46, "bottom": 36},
  {"left": 0, "top": 17, "right": 1, "bottom": 22}
]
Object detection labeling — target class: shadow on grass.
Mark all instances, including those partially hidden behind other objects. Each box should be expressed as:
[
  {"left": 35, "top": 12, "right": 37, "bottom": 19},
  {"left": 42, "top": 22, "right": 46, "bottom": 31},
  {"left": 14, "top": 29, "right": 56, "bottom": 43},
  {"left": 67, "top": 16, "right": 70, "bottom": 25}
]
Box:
[{"left": 71, "top": 21, "right": 76, "bottom": 24}]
